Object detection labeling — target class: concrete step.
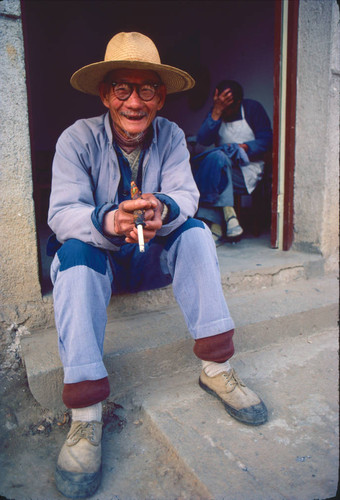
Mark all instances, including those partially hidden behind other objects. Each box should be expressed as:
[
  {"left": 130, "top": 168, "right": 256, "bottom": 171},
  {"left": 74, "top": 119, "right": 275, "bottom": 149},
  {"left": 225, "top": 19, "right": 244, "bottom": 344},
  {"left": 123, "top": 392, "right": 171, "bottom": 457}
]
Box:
[
  {"left": 87, "top": 236, "right": 327, "bottom": 316},
  {"left": 34, "top": 237, "right": 328, "bottom": 335},
  {"left": 21, "top": 270, "right": 338, "bottom": 411},
  {"left": 3, "top": 328, "right": 338, "bottom": 500},
  {"left": 142, "top": 328, "right": 339, "bottom": 500}
]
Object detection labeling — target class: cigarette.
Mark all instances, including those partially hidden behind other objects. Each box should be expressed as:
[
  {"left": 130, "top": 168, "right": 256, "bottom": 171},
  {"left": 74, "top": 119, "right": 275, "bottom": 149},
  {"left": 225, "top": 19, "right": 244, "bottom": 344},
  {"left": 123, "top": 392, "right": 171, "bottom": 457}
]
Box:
[
  {"left": 130, "top": 181, "right": 145, "bottom": 252},
  {"left": 137, "top": 223, "right": 145, "bottom": 252}
]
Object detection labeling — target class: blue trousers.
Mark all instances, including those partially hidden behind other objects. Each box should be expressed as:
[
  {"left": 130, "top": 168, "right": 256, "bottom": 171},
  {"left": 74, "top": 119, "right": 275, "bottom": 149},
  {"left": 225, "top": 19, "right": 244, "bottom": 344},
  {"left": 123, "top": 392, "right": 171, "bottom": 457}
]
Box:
[
  {"left": 193, "top": 149, "right": 248, "bottom": 207},
  {"left": 51, "top": 219, "right": 234, "bottom": 384}
]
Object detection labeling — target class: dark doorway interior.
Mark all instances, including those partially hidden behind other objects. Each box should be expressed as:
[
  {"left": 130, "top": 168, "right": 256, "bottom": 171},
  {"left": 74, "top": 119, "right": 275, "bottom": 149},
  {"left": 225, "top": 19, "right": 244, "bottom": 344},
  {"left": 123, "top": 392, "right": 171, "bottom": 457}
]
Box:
[{"left": 21, "top": 0, "right": 275, "bottom": 294}]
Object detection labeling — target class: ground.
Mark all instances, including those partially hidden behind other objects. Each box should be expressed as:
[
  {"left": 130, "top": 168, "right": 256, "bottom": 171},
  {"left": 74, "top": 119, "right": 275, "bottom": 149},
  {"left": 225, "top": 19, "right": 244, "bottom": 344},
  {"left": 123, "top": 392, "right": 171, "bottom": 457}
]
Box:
[
  {"left": 1, "top": 324, "right": 339, "bottom": 500},
  {"left": 0, "top": 328, "right": 204, "bottom": 500}
]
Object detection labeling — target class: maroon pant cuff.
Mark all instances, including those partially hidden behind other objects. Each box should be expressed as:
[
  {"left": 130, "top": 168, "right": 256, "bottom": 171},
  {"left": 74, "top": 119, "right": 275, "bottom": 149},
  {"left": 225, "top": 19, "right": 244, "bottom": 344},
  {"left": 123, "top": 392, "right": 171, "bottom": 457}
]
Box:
[
  {"left": 193, "top": 330, "right": 235, "bottom": 362},
  {"left": 62, "top": 376, "right": 110, "bottom": 409}
]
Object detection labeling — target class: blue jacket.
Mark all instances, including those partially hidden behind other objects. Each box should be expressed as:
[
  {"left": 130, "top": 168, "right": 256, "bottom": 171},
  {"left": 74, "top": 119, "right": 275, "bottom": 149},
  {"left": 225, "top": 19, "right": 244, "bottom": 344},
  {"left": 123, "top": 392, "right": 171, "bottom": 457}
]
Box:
[
  {"left": 197, "top": 99, "right": 272, "bottom": 161},
  {"left": 48, "top": 112, "right": 199, "bottom": 251}
]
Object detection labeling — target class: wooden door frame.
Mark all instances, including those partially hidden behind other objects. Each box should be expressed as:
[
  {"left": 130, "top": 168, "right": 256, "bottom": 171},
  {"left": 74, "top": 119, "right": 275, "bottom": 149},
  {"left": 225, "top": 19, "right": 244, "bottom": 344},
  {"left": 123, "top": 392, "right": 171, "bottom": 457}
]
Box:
[{"left": 271, "top": 0, "right": 299, "bottom": 250}]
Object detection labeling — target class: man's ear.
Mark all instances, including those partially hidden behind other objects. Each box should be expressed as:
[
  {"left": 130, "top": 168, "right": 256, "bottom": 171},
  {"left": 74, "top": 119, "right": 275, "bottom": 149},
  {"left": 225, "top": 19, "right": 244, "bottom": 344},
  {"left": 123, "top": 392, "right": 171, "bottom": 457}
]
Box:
[
  {"left": 99, "top": 82, "right": 110, "bottom": 108},
  {"left": 156, "top": 85, "right": 167, "bottom": 111}
]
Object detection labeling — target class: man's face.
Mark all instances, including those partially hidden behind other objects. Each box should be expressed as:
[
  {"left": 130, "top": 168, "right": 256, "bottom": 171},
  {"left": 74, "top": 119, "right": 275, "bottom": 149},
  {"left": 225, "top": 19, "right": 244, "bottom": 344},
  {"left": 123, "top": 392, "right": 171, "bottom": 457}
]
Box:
[{"left": 99, "top": 69, "right": 166, "bottom": 138}]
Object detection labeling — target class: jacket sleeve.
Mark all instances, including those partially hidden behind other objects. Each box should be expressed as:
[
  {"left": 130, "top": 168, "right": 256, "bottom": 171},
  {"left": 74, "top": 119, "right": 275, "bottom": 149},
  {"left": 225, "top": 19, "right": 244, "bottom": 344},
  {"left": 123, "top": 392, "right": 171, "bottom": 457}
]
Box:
[
  {"left": 196, "top": 111, "right": 221, "bottom": 146},
  {"left": 153, "top": 121, "right": 199, "bottom": 236},
  {"left": 243, "top": 100, "right": 273, "bottom": 161},
  {"left": 48, "top": 125, "right": 122, "bottom": 251}
]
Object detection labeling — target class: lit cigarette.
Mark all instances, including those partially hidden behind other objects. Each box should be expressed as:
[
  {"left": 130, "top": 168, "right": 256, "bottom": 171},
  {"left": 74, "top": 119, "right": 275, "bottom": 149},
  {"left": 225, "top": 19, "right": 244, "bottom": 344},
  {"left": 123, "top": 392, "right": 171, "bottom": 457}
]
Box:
[{"left": 137, "top": 223, "right": 145, "bottom": 252}]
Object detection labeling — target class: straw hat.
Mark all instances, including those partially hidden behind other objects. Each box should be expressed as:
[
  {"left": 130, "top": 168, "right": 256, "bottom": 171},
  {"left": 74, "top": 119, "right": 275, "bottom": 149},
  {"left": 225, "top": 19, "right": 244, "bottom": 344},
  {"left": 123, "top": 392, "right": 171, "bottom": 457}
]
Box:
[{"left": 70, "top": 32, "right": 195, "bottom": 96}]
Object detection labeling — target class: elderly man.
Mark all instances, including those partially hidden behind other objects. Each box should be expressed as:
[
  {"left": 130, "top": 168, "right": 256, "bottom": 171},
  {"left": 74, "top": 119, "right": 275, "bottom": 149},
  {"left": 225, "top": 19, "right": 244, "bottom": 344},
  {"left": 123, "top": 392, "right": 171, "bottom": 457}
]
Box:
[
  {"left": 48, "top": 32, "right": 267, "bottom": 498},
  {"left": 193, "top": 80, "right": 272, "bottom": 240}
]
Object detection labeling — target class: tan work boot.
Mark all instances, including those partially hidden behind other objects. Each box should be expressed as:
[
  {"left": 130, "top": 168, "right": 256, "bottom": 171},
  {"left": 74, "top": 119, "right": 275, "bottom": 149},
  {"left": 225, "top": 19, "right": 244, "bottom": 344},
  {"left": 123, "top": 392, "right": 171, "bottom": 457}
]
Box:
[
  {"left": 199, "top": 368, "right": 267, "bottom": 425},
  {"left": 55, "top": 420, "right": 103, "bottom": 498}
]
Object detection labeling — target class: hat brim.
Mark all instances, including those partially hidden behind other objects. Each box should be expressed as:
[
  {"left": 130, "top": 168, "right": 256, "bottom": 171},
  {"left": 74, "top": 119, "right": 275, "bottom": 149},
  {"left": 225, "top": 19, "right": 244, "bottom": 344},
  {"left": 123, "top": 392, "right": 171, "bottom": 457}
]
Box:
[{"left": 70, "top": 60, "right": 195, "bottom": 96}]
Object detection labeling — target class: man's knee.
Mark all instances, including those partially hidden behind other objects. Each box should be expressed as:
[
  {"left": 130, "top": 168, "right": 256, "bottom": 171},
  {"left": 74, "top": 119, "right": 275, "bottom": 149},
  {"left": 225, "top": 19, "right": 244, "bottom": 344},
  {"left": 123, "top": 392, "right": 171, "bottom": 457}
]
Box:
[
  {"left": 203, "top": 150, "right": 229, "bottom": 167},
  {"left": 57, "top": 239, "right": 107, "bottom": 274},
  {"left": 164, "top": 218, "right": 205, "bottom": 250}
]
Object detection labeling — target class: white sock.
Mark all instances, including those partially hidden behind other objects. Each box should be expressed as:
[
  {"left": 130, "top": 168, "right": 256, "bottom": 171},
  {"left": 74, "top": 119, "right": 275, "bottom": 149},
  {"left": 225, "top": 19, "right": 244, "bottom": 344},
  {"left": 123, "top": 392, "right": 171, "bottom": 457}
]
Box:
[
  {"left": 202, "top": 360, "right": 231, "bottom": 377},
  {"left": 72, "top": 402, "right": 102, "bottom": 422}
]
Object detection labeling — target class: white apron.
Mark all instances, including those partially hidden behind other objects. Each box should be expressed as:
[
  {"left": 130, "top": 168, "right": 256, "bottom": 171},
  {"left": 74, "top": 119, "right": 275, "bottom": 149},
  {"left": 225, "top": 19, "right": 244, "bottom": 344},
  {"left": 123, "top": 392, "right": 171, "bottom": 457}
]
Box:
[{"left": 218, "top": 105, "right": 264, "bottom": 194}]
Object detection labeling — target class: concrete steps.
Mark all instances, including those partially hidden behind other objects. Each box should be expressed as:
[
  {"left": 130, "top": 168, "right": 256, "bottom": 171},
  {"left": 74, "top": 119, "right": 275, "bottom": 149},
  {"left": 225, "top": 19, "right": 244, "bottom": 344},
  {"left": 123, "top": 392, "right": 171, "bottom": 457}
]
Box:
[
  {"left": 142, "top": 328, "right": 339, "bottom": 500},
  {"left": 19, "top": 238, "right": 339, "bottom": 499},
  {"left": 7, "top": 328, "right": 339, "bottom": 500},
  {"left": 21, "top": 237, "right": 338, "bottom": 411}
]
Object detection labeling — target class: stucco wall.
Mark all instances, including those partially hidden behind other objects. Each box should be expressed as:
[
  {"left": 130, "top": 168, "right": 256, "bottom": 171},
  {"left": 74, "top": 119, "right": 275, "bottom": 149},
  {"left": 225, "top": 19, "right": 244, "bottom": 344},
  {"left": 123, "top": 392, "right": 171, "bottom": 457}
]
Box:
[
  {"left": 294, "top": 0, "right": 339, "bottom": 271},
  {"left": 0, "top": 0, "right": 53, "bottom": 330}
]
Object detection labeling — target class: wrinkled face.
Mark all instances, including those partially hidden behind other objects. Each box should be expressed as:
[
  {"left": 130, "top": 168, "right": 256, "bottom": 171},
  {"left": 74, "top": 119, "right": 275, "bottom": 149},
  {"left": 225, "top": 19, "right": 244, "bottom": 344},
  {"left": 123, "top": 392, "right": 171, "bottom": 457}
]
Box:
[{"left": 99, "top": 69, "right": 166, "bottom": 139}]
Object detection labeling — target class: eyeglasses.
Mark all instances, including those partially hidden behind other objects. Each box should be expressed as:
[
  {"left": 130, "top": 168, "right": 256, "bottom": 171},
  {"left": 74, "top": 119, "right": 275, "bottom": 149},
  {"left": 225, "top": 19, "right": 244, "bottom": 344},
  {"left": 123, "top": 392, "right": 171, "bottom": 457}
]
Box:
[{"left": 111, "top": 81, "right": 161, "bottom": 102}]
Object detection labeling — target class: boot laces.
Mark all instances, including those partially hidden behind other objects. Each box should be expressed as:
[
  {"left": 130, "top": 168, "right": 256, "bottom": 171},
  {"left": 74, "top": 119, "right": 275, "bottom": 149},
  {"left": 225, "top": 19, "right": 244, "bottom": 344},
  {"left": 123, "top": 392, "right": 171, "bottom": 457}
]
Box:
[
  {"left": 68, "top": 421, "right": 96, "bottom": 443},
  {"left": 222, "top": 369, "right": 247, "bottom": 394}
]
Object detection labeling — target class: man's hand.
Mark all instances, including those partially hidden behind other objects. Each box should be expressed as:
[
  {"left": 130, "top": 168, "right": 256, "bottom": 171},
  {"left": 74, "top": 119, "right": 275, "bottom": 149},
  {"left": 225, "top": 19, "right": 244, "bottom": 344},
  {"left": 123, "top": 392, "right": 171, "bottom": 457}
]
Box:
[
  {"left": 211, "top": 88, "right": 234, "bottom": 121},
  {"left": 238, "top": 143, "right": 249, "bottom": 153},
  {"left": 103, "top": 193, "right": 163, "bottom": 244}
]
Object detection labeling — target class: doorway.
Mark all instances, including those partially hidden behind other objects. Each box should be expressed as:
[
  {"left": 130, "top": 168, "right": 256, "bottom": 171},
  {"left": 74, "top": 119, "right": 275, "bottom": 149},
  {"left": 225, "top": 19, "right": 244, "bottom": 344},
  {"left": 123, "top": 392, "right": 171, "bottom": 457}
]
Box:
[{"left": 21, "top": 0, "right": 275, "bottom": 294}]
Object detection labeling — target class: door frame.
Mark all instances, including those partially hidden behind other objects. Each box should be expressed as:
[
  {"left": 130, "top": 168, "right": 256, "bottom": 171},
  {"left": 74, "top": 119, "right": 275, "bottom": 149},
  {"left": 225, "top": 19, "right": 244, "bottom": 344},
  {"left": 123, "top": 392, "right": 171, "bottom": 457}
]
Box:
[{"left": 271, "top": 0, "right": 299, "bottom": 250}]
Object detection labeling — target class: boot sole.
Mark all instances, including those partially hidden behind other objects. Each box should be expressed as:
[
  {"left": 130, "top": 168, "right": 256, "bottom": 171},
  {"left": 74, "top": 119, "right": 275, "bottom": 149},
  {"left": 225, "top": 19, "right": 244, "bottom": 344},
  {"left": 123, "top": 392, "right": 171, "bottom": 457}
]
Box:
[
  {"left": 55, "top": 465, "right": 102, "bottom": 498},
  {"left": 199, "top": 378, "right": 268, "bottom": 426}
]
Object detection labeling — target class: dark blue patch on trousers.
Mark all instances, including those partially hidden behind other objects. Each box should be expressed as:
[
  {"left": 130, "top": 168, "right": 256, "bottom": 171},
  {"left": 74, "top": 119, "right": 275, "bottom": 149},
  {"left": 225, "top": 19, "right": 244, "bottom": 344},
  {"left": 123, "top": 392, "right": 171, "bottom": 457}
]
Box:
[{"left": 57, "top": 239, "right": 107, "bottom": 275}]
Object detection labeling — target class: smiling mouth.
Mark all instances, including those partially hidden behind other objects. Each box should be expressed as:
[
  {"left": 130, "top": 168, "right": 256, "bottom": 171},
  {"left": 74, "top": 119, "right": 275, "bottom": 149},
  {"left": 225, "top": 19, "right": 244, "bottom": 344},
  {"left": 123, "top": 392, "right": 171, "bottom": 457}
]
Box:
[{"left": 121, "top": 112, "right": 147, "bottom": 121}]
